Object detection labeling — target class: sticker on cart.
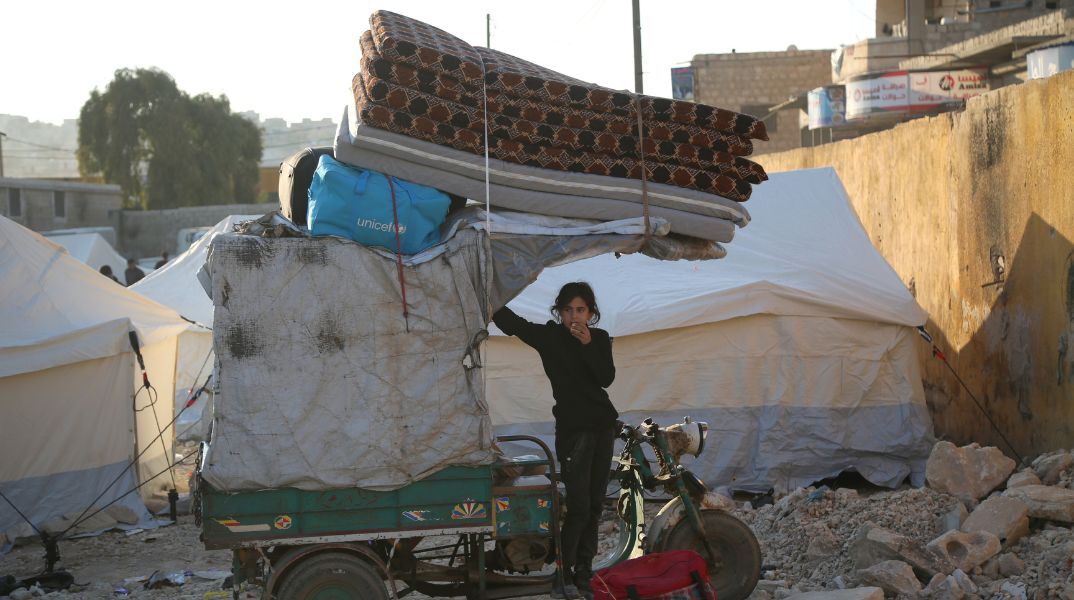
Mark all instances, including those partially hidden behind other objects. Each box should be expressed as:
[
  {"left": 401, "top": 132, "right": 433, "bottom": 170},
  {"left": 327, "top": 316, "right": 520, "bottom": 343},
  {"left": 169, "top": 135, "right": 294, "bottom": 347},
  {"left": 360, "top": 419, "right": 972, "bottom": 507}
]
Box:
[
  {"left": 451, "top": 501, "right": 487, "bottom": 520},
  {"left": 273, "top": 515, "right": 293, "bottom": 530},
  {"left": 496, "top": 497, "right": 510, "bottom": 512},
  {"left": 538, "top": 521, "right": 550, "bottom": 533},
  {"left": 537, "top": 498, "right": 550, "bottom": 508},
  {"left": 497, "top": 520, "right": 509, "bottom": 532},
  {"left": 403, "top": 510, "right": 432, "bottom": 522},
  {"left": 215, "top": 518, "right": 270, "bottom": 533}
]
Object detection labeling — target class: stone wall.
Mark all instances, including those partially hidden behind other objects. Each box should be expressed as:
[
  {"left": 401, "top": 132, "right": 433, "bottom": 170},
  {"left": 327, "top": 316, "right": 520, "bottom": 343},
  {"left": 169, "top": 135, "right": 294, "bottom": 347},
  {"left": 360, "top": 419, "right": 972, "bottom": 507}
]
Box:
[
  {"left": 114, "top": 202, "right": 276, "bottom": 258},
  {"left": 759, "top": 70, "right": 1074, "bottom": 456},
  {"left": 691, "top": 49, "right": 833, "bottom": 154}
]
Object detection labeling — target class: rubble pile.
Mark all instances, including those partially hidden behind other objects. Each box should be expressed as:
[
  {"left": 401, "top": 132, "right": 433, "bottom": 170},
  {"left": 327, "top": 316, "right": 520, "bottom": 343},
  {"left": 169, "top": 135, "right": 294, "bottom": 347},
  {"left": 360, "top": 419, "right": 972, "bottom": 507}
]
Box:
[{"left": 734, "top": 445, "right": 1074, "bottom": 599}]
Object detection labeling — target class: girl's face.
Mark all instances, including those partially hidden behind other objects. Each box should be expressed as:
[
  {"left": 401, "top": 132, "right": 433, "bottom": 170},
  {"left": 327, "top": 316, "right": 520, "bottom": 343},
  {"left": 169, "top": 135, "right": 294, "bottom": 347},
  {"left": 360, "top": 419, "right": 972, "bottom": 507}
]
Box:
[{"left": 559, "top": 296, "right": 592, "bottom": 328}]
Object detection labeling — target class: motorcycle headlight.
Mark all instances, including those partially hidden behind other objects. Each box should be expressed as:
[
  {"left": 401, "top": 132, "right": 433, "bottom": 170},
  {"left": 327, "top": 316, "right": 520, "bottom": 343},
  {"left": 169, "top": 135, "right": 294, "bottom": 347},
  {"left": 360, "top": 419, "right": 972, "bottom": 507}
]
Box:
[{"left": 663, "top": 417, "right": 709, "bottom": 459}]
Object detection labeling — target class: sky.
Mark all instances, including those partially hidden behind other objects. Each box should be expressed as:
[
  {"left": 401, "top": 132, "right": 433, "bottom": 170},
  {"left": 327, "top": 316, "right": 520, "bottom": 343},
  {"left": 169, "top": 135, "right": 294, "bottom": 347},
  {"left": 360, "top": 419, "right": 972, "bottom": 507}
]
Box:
[{"left": 1, "top": 0, "right": 877, "bottom": 125}]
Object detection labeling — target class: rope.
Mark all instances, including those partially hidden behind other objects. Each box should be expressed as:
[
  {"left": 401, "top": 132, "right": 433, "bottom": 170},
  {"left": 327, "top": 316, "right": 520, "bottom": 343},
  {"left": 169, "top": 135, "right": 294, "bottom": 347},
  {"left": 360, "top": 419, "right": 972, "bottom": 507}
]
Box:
[
  {"left": 386, "top": 177, "right": 410, "bottom": 332},
  {"left": 0, "top": 488, "right": 43, "bottom": 537},
  {"left": 634, "top": 95, "right": 651, "bottom": 241},
  {"left": 923, "top": 337, "right": 1024, "bottom": 464}
]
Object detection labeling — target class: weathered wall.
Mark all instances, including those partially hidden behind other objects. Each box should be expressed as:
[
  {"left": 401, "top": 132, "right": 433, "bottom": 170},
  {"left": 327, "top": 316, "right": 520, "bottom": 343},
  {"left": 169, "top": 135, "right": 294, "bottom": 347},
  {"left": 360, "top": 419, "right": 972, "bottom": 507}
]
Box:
[
  {"left": 114, "top": 202, "right": 276, "bottom": 258},
  {"left": 761, "top": 70, "right": 1074, "bottom": 457}
]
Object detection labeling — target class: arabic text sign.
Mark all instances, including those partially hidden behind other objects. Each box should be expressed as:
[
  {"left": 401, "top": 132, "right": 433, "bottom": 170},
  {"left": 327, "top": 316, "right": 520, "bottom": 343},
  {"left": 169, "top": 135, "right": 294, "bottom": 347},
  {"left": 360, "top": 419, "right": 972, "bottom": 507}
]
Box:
[{"left": 847, "top": 69, "right": 989, "bottom": 120}]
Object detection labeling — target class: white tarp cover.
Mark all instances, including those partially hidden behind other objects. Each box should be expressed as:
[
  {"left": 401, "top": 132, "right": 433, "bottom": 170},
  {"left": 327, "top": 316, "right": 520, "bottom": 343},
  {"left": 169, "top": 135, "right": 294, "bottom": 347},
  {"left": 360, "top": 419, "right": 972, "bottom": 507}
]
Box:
[
  {"left": 201, "top": 228, "right": 497, "bottom": 492},
  {"left": 44, "top": 232, "right": 131, "bottom": 285},
  {"left": 487, "top": 168, "right": 935, "bottom": 492},
  {"left": 0, "top": 217, "right": 189, "bottom": 538}
]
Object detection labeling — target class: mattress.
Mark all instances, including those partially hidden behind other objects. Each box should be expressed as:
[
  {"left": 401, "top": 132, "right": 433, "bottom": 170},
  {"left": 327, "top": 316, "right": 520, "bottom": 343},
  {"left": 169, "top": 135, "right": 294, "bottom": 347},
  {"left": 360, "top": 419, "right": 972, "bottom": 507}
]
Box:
[
  {"left": 356, "top": 71, "right": 765, "bottom": 180},
  {"left": 354, "top": 73, "right": 757, "bottom": 201},
  {"left": 368, "top": 10, "right": 768, "bottom": 140},
  {"left": 358, "top": 31, "right": 756, "bottom": 158},
  {"left": 334, "top": 109, "right": 738, "bottom": 243},
  {"left": 342, "top": 103, "right": 751, "bottom": 226}
]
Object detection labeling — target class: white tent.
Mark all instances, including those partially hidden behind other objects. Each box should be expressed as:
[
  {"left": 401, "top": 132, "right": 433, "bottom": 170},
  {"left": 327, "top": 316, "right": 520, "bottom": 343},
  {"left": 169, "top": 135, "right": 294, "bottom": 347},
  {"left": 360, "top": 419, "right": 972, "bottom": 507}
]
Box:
[
  {"left": 0, "top": 217, "right": 189, "bottom": 539},
  {"left": 487, "top": 168, "right": 935, "bottom": 492},
  {"left": 43, "top": 231, "right": 132, "bottom": 285},
  {"left": 131, "top": 216, "right": 257, "bottom": 439}
]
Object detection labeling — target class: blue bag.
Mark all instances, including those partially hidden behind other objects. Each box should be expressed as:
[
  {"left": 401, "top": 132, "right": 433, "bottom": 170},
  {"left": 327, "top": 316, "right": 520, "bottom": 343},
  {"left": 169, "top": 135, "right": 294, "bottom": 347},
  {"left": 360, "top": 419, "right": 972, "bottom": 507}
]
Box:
[{"left": 308, "top": 155, "right": 451, "bottom": 255}]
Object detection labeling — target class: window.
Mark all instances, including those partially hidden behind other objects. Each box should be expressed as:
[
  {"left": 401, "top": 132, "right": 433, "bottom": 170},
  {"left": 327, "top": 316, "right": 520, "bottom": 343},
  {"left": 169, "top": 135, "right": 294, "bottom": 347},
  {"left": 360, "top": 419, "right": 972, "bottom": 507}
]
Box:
[
  {"left": 53, "top": 191, "right": 66, "bottom": 219},
  {"left": 7, "top": 189, "right": 21, "bottom": 217}
]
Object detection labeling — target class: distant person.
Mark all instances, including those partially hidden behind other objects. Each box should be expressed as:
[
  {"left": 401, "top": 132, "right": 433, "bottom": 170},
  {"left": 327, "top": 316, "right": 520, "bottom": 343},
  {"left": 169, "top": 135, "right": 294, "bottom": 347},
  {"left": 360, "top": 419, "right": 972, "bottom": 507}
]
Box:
[
  {"left": 99, "top": 265, "right": 120, "bottom": 284},
  {"left": 154, "top": 251, "right": 169, "bottom": 269},
  {"left": 124, "top": 258, "right": 145, "bottom": 286}
]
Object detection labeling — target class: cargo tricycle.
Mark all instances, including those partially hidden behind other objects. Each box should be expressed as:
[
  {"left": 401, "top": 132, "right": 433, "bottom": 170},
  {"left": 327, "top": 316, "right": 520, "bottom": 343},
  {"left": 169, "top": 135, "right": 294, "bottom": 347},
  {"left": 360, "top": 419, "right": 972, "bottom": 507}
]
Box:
[{"left": 196, "top": 416, "right": 761, "bottom": 599}]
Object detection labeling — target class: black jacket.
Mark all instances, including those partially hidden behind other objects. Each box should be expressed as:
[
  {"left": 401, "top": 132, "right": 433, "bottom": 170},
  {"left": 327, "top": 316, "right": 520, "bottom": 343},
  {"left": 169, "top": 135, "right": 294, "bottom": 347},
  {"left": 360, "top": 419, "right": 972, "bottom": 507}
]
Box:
[{"left": 493, "top": 307, "right": 617, "bottom": 432}]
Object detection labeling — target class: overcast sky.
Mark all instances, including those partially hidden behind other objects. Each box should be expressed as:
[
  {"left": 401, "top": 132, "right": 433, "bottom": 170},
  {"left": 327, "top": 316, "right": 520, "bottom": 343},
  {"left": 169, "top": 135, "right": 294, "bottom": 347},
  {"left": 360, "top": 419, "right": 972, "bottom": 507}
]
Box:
[{"left": 2, "top": 0, "right": 876, "bottom": 125}]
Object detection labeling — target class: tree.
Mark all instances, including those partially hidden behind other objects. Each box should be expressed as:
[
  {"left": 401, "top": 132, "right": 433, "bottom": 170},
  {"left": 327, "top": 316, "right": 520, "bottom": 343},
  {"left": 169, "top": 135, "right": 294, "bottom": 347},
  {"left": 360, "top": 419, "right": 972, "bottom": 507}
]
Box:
[{"left": 78, "top": 68, "right": 262, "bottom": 209}]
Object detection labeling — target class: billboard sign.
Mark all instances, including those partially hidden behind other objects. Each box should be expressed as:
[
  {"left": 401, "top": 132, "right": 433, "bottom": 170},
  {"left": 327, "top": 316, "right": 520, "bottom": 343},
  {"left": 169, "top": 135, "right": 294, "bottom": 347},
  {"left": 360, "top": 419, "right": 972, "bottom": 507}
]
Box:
[
  {"left": 671, "top": 67, "right": 695, "bottom": 101},
  {"left": 1027, "top": 43, "right": 1074, "bottom": 79},
  {"left": 807, "top": 85, "right": 847, "bottom": 129},
  {"left": 847, "top": 69, "right": 989, "bottom": 120}
]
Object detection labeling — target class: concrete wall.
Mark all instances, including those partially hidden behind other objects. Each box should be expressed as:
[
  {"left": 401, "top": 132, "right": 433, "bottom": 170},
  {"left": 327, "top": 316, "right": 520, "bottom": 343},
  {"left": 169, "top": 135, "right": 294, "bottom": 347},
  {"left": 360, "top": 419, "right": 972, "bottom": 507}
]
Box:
[
  {"left": 760, "top": 70, "right": 1074, "bottom": 456},
  {"left": 0, "top": 178, "right": 122, "bottom": 233},
  {"left": 691, "top": 49, "right": 832, "bottom": 154},
  {"left": 114, "top": 202, "right": 276, "bottom": 258}
]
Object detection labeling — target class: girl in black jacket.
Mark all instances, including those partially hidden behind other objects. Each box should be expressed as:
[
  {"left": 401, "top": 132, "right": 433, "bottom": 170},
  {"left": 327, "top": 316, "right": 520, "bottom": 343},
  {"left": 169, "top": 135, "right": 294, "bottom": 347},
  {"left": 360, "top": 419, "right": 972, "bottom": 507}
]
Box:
[{"left": 493, "top": 282, "right": 617, "bottom": 597}]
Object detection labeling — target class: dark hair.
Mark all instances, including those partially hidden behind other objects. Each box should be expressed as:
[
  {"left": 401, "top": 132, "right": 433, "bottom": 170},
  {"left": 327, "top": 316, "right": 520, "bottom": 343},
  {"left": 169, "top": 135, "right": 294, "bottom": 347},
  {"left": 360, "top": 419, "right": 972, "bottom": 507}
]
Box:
[
  {"left": 99, "top": 265, "right": 113, "bottom": 276},
  {"left": 550, "top": 281, "right": 600, "bottom": 325}
]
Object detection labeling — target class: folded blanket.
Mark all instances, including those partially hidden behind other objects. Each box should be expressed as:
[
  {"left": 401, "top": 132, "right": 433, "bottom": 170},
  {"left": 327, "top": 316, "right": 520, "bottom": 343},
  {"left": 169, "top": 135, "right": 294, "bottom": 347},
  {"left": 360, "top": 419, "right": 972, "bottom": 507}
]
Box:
[
  {"left": 354, "top": 74, "right": 755, "bottom": 201},
  {"left": 357, "top": 72, "right": 766, "bottom": 182},
  {"left": 368, "top": 10, "right": 768, "bottom": 140},
  {"left": 359, "top": 31, "right": 755, "bottom": 156}
]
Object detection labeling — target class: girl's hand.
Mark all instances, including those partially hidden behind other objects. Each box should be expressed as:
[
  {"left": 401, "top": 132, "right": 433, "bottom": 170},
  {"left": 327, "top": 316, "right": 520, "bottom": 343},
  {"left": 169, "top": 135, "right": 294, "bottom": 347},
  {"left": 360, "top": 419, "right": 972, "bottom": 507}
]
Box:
[{"left": 569, "top": 322, "right": 591, "bottom": 345}]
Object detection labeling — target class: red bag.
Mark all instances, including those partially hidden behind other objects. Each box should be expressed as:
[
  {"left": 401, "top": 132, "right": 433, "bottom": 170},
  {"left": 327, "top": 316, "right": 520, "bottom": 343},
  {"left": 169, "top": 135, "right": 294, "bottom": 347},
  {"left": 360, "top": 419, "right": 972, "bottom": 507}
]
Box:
[{"left": 591, "top": 550, "right": 716, "bottom": 600}]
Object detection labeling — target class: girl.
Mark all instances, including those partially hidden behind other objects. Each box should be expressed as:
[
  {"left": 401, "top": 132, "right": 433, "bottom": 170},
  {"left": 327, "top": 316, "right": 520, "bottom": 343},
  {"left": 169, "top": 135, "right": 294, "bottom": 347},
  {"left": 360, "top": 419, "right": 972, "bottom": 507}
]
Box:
[{"left": 493, "top": 282, "right": 617, "bottom": 597}]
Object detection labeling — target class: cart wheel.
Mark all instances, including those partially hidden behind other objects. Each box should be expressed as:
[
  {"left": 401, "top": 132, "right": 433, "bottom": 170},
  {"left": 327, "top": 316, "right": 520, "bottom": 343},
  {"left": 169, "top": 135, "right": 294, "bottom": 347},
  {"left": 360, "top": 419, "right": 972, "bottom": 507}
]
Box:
[
  {"left": 661, "top": 510, "right": 761, "bottom": 600},
  {"left": 275, "top": 552, "right": 388, "bottom": 600}
]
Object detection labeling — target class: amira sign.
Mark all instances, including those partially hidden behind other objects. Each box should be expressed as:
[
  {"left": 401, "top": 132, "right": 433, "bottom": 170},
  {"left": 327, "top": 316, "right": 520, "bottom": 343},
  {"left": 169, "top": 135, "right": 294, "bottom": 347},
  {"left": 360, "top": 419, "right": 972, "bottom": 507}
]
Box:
[{"left": 846, "top": 69, "right": 989, "bottom": 121}]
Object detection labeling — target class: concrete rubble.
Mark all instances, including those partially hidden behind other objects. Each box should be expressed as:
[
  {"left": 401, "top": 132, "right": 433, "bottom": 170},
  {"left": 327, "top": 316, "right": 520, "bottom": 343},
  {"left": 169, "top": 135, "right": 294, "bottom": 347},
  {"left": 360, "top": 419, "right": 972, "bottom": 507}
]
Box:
[{"left": 736, "top": 444, "right": 1074, "bottom": 599}]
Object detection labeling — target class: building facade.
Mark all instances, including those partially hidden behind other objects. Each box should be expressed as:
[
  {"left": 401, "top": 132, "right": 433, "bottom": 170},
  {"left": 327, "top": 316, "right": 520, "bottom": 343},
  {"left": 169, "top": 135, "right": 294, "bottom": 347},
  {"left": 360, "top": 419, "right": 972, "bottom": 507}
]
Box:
[
  {"left": 0, "top": 177, "right": 122, "bottom": 233},
  {"left": 689, "top": 49, "right": 833, "bottom": 154}
]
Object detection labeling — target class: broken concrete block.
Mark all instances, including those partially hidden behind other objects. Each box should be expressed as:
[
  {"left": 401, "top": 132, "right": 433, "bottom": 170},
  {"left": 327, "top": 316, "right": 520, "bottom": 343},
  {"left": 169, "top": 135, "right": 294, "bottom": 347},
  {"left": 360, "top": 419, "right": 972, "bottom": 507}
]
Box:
[
  {"left": 804, "top": 524, "right": 841, "bottom": 565},
  {"left": 1007, "top": 468, "right": 1042, "bottom": 489},
  {"left": 925, "top": 441, "right": 1016, "bottom": 505},
  {"left": 856, "top": 560, "right": 922, "bottom": 596},
  {"left": 1033, "top": 451, "right": 1074, "bottom": 485},
  {"left": 941, "top": 502, "right": 968, "bottom": 532},
  {"left": 949, "top": 569, "right": 978, "bottom": 595},
  {"left": 961, "top": 495, "right": 1030, "bottom": 547},
  {"left": 926, "top": 529, "right": 1000, "bottom": 573},
  {"left": 850, "top": 524, "right": 947, "bottom": 578},
  {"left": 923, "top": 573, "right": 966, "bottom": 600},
  {"left": 1003, "top": 485, "right": 1074, "bottom": 522},
  {"left": 997, "top": 552, "right": 1025, "bottom": 577},
  {"left": 783, "top": 588, "right": 883, "bottom": 600},
  {"left": 999, "top": 581, "right": 1029, "bottom": 600}
]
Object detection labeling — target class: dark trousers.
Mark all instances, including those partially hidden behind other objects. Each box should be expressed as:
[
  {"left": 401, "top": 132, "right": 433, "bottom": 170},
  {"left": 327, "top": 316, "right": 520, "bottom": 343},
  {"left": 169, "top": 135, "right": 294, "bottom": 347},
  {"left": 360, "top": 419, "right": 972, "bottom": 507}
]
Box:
[{"left": 555, "top": 425, "right": 616, "bottom": 575}]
